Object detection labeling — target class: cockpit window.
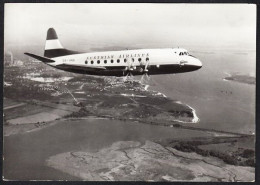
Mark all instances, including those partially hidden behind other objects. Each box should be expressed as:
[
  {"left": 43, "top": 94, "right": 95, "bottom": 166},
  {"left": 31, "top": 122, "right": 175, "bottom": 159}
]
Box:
[{"left": 179, "top": 52, "right": 190, "bottom": 56}]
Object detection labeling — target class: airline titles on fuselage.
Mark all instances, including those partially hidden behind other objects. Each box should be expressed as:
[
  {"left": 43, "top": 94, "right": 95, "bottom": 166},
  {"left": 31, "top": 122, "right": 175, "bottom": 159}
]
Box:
[
  {"left": 85, "top": 53, "right": 149, "bottom": 60},
  {"left": 62, "top": 53, "right": 150, "bottom": 63}
]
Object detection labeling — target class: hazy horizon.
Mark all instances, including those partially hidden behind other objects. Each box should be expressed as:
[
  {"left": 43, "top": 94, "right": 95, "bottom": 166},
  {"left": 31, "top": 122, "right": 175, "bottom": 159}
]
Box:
[{"left": 4, "top": 3, "right": 256, "bottom": 54}]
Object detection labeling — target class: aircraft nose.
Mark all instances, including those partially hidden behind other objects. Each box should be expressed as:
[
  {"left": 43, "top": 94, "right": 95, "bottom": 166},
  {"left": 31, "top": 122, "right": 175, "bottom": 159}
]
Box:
[
  {"left": 194, "top": 59, "right": 202, "bottom": 69},
  {"left": 187, "top": 58, "right": 202, "bottom": 71}
]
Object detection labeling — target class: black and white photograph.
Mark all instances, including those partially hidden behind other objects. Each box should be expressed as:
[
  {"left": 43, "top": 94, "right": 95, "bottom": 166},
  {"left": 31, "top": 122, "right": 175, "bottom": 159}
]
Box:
[{"left": 3, "top": 3, "right": 256, "bottom": 181}]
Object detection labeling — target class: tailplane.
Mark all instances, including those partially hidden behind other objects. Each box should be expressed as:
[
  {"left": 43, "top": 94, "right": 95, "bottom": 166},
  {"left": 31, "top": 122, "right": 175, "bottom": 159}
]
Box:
[
  {"left": 24, "top": 52, "right": 55, "bottom": 63},
  {"left": 44, "top": 28, "right": 80, "bottom": 58}
]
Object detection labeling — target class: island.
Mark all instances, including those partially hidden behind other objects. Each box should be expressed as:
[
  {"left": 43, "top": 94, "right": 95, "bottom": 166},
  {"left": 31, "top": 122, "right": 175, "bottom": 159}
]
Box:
[{"left": 224, "top": 74, "right": 255, "bottom": 85}]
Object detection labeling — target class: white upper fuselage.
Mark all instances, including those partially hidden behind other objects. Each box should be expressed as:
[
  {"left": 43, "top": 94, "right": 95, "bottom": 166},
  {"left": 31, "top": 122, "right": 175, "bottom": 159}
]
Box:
[{"left": 50, "top": 48, "right": 202, "bottom": 69}]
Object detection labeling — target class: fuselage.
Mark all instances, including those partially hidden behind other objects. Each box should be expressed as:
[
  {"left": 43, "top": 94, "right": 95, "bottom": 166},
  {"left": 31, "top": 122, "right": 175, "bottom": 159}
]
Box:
[
  {"left": 49, "top": 48, "right": 202, "bottom": 76},
  {"left": 25, "top": 28, "right": 202, "bottom": 77}
]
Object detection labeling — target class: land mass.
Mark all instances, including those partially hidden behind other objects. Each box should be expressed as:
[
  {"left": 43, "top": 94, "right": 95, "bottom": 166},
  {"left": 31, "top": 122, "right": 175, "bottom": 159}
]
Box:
[
  {"left": 46, "top": 139, "right": 254, "bottom": 181},
  {"left": 4, "top": 62, "right": 198, "bottom": 136},
  {"left": 3, "top": 62, "right": 255, "bottom": 181},
  {"left": 224, "top": 75, "right": 255, "bottom": 85}
]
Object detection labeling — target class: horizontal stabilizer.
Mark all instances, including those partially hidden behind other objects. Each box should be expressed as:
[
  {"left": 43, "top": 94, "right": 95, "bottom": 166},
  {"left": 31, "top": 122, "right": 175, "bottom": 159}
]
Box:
[{"left": 24, "top": 53, "right": 55, "bottom": 63}]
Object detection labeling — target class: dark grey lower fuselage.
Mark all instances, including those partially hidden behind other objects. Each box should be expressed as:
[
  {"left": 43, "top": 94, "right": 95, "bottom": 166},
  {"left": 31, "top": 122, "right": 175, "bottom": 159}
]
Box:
[{"left": 55, "top": 64, "right": 202, "bottom": 77}]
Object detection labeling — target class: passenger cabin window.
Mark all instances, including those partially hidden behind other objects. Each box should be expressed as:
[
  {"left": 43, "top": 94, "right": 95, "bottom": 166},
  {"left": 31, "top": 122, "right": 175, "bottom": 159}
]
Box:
[
  {"left": 97, "top": 60, "right": 100, "bottom": 64},
  {"left": 85, "top": 60, "right": 88, "bottom": 64},
  {"left": 132, "top": 58, "right": 134, "bottom": 62},
  {"left": 138, "top": 58, "right": 141, "bottom": 62},
  {"left": 124, "top": 59, "right": 127, "bottom": 63},
  {"left": 111, "top": 59, "right": 114, "bottom": 63},
  {"left": 91, "top": 61, "right": 94, "bottom": 64},
  {"left": 104, "top": 60, "right": 107, "bottom": 64},
  {"left": 117, "top": 59, "right": 120, "bottom": 63},
  {"left": 146, "top": 57, "right": 149, "bottom": 61}
]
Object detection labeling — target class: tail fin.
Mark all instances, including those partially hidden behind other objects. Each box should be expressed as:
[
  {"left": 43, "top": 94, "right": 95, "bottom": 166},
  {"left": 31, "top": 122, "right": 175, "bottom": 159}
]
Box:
[
  {"left": 44, "top": 28, "right": 80, "bottom": 58},
  {"left": 44, "top": 28, "right": 64, "bottom": 51}
]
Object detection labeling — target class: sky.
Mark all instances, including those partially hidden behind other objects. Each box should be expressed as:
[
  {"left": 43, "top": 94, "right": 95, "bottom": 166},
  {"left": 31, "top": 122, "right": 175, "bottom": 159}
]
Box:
[{"left": 4, "top": 3, "right": 256, "bottom": 51}]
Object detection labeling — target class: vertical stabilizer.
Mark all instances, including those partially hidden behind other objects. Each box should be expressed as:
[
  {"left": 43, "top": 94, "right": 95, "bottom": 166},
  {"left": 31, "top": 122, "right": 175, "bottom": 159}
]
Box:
[
  {"left": 44, "top": 28, "right": 64, "bottom": 51},
  {"left": 44, "top": 28, "right": 80, "bottom": 58}
]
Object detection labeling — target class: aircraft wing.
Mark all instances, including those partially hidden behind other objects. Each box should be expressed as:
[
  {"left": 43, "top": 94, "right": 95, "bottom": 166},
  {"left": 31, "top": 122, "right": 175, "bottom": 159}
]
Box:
[{"left": 56, "top": 63, "right": 106, "bottom": 71}]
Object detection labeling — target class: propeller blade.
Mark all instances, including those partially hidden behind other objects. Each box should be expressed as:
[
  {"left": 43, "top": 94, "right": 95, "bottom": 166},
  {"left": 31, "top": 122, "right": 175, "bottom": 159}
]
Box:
[
  {"left": 143, "top": 59, "right": 150, "bottom": 72},
  {"left": 123, "top": 72, "right": 129, "bottom": 82},
  {"left": 140, "top": 72, "right": 150, "bottom": 85},
  {"left": 141, "top": 74, "right": 145, "bottom": 82}
]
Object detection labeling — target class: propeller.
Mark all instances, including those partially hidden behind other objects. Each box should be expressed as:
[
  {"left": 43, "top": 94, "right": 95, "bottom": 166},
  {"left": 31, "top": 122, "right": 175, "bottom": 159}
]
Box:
[
  {"left": 140, "top": 72, "right": 150, "bottom": 84},
  {"left": 143, "top": 58, "right": 150, "bottom": 73},
  {"left": 140, "top": 58, "right": 150, "bottom": 84},
  {"left": 123, "top": 57, "right": 151, "bottom": 84},
  {"left": 123, "top": 58, "right": 135, "bottom": 82}
]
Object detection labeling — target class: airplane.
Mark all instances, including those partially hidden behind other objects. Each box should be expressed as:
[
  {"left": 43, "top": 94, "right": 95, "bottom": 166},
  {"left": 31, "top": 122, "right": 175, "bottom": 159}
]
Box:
[{"left": 25, "top": 28, "right": 202, "bottom": 77}]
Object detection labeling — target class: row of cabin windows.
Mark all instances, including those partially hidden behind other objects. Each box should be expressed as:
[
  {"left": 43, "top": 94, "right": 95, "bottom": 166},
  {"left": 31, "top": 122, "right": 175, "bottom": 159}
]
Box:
[{"left": 85, "top": 57, "right": 149, "bottom": 65}]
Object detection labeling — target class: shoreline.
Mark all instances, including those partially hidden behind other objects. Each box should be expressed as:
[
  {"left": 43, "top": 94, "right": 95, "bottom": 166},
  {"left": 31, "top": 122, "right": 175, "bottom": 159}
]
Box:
[
  {"left": 223, "top": 75, "right": 255, "bottom": 85},
  {"left": 4, "top": 117, "right": 255, "bottom": 181},
  {"left": 4, "top": 109, "right": 252, "bottom": 137}
]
